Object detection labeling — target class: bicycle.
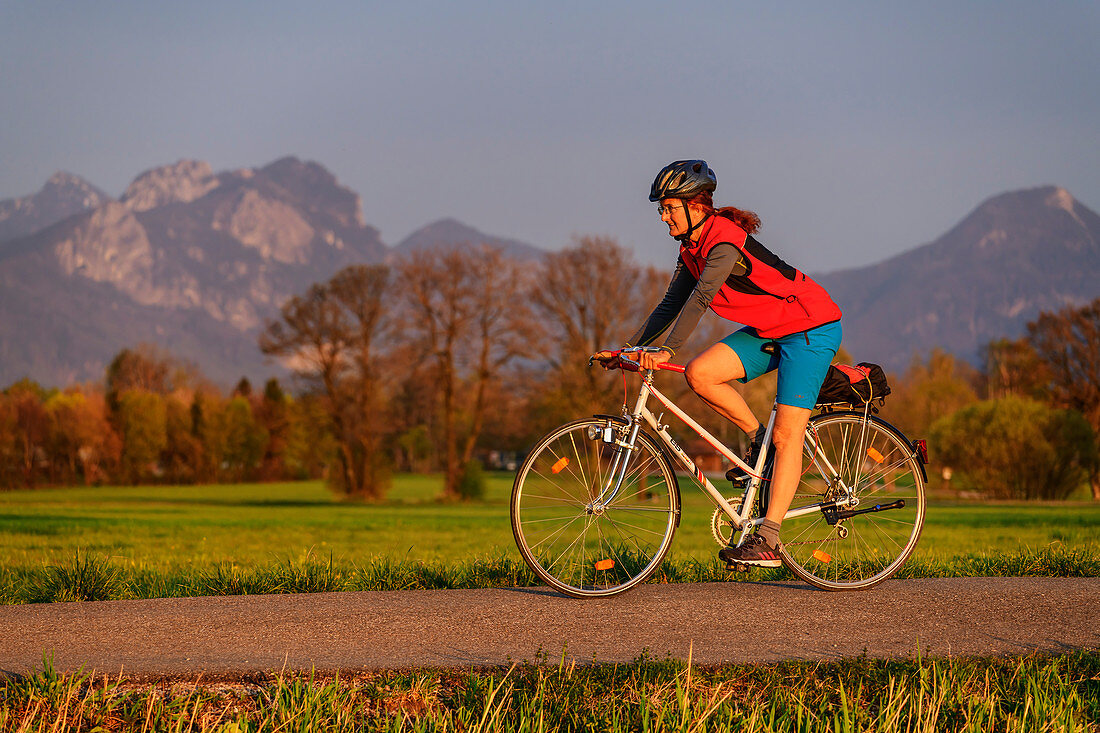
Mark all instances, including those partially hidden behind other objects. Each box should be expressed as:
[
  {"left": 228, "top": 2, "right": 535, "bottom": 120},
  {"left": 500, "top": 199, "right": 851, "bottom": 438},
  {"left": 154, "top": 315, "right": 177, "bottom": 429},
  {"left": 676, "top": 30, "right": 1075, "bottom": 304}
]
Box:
[{"left": 510, "top": 346, "right": 928, "bottom": 597}]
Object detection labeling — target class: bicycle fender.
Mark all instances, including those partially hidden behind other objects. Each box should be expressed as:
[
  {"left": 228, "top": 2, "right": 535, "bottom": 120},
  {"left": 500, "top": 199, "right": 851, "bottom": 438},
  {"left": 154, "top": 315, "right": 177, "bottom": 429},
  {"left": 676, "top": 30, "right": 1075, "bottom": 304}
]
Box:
[{"left": 591, "top": 413, "right": 630, "bottom": 426}]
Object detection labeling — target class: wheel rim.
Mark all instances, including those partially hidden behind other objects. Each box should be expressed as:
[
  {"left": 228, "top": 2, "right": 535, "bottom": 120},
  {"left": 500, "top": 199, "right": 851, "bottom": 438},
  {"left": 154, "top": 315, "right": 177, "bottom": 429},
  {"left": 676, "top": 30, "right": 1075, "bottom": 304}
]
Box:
[
  {"left": 512, "top": 421, "right": 677, "bottom": 596},
  {"left": 781, "top": 414, "right": 925, "bottom": 589}
]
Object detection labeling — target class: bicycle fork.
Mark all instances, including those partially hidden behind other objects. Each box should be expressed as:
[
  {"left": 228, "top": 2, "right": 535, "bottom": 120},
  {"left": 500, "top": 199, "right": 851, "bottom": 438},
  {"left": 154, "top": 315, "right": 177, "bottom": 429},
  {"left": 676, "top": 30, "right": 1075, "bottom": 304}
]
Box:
[{"left": 586, "top": 420, "right": 641, "bottom": 513}]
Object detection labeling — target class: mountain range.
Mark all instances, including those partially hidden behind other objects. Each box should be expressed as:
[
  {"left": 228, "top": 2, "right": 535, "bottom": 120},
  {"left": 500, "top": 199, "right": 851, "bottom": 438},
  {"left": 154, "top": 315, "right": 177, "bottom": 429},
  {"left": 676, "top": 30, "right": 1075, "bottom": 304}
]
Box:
[
  {"left": 815, "top": 185, "right": 1100, "bottom": 370},
  {"left": 0, "top": 158, "right": 529, "bottom": 386},
  {"left": 0, "top": 156, "right": 1097, "bottom": 386}
]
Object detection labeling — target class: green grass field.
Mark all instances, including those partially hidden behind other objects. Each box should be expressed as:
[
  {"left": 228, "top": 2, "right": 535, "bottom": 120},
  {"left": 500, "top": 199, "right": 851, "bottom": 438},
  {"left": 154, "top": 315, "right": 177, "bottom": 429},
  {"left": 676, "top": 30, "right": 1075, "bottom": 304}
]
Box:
[{"left": 2, "top": 474, "right": 1098, "bottom": 572}]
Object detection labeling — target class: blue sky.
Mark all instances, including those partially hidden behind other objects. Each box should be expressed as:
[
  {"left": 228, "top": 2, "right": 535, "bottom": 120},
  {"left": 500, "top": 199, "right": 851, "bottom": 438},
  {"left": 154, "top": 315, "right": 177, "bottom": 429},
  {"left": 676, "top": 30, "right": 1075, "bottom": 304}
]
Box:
[{"left": 2, "top": 1, "right": 1097, "bottom": 271}]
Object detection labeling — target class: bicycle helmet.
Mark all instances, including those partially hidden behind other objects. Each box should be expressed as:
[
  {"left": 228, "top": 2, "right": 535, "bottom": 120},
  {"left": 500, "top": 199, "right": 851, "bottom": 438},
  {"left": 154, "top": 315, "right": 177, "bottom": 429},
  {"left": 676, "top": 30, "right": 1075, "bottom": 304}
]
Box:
[
  {"left": 651, "top": 160, "right": 717, "bottom": 244},
  {"left": 649, "top": 160, "right": 717, "bottom": 202}
]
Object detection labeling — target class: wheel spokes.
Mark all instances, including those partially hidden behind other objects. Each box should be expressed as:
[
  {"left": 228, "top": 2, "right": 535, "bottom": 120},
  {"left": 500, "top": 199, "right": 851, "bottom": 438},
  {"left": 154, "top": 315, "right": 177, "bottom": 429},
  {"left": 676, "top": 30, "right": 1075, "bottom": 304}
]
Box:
[
  {"left": 782, "top": 414, "right": 924, "bottom": 589},
  {"left": 513, "top": 421, "right": 678, "bottom": 596}
]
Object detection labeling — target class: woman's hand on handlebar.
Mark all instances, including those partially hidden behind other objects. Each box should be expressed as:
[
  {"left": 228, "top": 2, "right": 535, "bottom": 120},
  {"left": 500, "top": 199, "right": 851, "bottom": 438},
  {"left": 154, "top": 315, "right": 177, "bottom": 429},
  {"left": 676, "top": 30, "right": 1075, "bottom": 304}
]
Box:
[
  {"left": 590, "top": 346, "right": 674, "bottom": 371},
  {"left": 591, "top": 350, "right": 621, "bottom": 370},
  {"left": 638, "top": 349, "right": 672, "bottom": 370}
]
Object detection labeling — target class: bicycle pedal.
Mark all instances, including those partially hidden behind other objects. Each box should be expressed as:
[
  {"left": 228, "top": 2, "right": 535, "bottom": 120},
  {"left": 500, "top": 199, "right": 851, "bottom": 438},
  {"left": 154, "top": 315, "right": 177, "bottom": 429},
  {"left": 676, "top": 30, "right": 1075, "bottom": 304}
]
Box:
[{"left": 724, "top": 562, "right": 751, "bottom": 573}]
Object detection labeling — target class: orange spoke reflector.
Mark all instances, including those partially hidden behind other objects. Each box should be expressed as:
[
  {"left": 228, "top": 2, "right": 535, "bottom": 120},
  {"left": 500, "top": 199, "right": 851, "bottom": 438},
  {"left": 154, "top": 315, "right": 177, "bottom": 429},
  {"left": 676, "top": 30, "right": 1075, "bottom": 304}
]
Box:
[
  {"left": 594, "top": 559, "right": 615, "bottom": 571},
  {"left": 551, "top": 457, "right": 570, "bottom": 474},
  {"left": 867, "top": 447, "right": 885, "bottom": 464},
  {"left": 813, "top": 549, "right": 832, "bottom": 563}
]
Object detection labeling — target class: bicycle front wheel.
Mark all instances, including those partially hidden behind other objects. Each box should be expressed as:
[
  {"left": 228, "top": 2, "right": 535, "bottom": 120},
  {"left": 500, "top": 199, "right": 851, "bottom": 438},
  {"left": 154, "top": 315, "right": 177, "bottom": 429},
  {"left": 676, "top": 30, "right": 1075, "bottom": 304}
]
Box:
[
  {"left": 511, "top": 418, "right": 680, "bottom": 598},
  {"left": 781, "top": 412, "right": 925, "bottom": 590}
]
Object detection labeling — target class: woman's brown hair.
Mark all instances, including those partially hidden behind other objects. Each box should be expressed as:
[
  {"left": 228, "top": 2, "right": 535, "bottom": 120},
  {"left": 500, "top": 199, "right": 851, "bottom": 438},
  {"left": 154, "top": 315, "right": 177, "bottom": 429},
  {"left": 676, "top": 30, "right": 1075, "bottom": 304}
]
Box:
[{"left": 687, "top": 190, "right": 761, "bottom": 234}]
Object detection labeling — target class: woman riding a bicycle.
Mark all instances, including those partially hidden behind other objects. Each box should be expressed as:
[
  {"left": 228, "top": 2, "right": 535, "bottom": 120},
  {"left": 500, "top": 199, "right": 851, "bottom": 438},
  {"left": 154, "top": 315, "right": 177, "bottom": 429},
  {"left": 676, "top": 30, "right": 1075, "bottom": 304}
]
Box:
[{"left": 596, "top": 159, "right": 842, "bottom": 568}]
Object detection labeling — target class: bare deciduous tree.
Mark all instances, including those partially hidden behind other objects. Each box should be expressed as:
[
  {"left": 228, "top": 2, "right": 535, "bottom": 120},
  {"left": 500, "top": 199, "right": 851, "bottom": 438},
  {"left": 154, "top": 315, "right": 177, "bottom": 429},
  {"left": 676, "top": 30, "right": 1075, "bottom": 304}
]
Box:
[
  {"left": 260, "top": 264, "right": 391, "bottom": 499},
  {"left": 396, "top": 245, "right": 533, "bottom": 499},
  {"left": 531, "top": 236, "right": 662, "bottom": 419}
]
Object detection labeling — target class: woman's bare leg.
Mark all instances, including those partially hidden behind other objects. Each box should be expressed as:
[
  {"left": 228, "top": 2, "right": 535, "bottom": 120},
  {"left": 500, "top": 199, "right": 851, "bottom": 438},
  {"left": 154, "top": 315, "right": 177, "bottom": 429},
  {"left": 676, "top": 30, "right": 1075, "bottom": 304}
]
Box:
[
  {"left": 765, "top": 403, "right": 812, "bottom": 524},
  {"left": 684, "top": 343, "right": 759, "bottom": 433}
]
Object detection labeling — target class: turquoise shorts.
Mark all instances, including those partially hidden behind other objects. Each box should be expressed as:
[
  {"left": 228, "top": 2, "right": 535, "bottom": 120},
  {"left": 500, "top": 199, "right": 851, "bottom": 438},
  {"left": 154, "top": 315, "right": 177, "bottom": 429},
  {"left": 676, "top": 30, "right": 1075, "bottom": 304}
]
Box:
[{"left": 719, "top": 321, "right": 843, "bottom": 410}]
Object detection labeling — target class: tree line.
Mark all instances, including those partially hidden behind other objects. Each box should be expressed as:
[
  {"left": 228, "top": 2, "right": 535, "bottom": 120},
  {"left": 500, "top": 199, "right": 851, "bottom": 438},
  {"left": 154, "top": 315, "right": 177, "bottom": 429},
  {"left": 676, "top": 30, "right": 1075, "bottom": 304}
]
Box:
[
  {"left": 1, "top": 238, "right": 1097, "bottom": 500},
  {"left": 881, "top": 299, "right": 1100, "bottom": 500},
  {"left": 0, "top": 239, "right": 663, "bottom": 498}
]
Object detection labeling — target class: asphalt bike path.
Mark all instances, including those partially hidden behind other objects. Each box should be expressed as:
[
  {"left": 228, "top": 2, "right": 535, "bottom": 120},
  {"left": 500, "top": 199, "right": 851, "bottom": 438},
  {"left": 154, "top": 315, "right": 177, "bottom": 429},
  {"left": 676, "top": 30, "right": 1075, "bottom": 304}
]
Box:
[{"left": 2, "top": 577, "right": 1097, "bottom": 680}]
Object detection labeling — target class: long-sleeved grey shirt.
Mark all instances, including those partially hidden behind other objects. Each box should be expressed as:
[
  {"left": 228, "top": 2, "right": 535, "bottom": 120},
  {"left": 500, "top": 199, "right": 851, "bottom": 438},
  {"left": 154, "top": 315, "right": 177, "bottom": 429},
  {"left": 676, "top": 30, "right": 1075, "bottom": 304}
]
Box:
[{"left": 625, "top": 243, "right": 745, "bottom": 354}]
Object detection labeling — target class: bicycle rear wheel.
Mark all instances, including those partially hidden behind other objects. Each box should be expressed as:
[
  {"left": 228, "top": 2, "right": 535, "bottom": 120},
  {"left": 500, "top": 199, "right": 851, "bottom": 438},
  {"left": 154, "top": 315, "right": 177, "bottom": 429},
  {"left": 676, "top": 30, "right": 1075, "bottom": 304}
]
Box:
[
  {"left": 781, "top": 412, "right": 925, "bottom": 590},
  {"left": 511, "top": 418, "right": 679, "bottom": 598}
]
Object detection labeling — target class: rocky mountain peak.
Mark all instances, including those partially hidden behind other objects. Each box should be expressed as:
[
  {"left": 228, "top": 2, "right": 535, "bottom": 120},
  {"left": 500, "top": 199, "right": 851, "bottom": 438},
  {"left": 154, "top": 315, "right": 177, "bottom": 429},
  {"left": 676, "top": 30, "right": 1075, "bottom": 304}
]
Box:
[
  {"left": 816, "top": 186, "right": 1100, "bottom": 370},
  {"left": 41, "top": 172, "right": 111, "bottom": 208},
  {"left": 121, "top": 159, "right": 219, "bottom": 212},
  {"left": 0, "top": 172, "right": 111, "bottom": 243},
  {"left": 916, "top": 185, "right": 1098, "bottom": 262},
  {"left": 255, "top": 157, "right": 364, "bottom": 228},
  {"left": 0, "top": 155, "right": 386, "bottom": 385},
  {"left": 400, "top": 218, "right": 480, "bottom": 245},
  {"left": 1045, "top": 186, "right": 1075, "bottom": 213},
  {"left": 396, "top": 218, "right": 546, "bottom": 261},
  {"left": 969, "top": 185, "right": 1081, "bottom": 220}
]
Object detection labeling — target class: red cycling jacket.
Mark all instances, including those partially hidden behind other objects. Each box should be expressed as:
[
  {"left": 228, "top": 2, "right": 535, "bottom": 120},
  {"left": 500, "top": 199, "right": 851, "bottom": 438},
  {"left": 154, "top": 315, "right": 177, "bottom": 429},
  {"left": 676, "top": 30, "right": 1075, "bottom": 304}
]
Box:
[{"left": 679, "top": 215, "right": 842, "bottom": 338}]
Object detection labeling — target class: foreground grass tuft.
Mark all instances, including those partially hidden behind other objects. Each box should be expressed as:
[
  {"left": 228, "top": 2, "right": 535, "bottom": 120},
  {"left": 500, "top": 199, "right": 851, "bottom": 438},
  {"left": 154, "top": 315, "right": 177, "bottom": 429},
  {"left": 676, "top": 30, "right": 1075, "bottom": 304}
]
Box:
[
  {"left": 2, "top": 545, "right": 1096, "bottom": 605},
  {"left": 2, "top": 651, "right": 1098, "bottom": 731},
  {"left": 25, "top": 552, "right": 124, "bottom": 603}
]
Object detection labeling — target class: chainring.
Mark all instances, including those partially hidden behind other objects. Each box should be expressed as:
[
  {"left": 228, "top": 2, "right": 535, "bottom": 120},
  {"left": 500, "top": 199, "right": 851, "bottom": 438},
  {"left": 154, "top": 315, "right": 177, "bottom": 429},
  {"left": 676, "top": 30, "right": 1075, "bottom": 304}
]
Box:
[{"left": 710, "top": 499, "right": 743, "bottom": 548}]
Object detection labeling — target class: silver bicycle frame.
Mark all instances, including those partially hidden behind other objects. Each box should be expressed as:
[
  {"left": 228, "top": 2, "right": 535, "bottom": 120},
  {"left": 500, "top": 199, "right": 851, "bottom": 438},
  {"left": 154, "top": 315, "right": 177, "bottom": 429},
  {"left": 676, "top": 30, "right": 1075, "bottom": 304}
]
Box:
[{"left": 594, "top": 367, "right": 849, "bottom": 536}]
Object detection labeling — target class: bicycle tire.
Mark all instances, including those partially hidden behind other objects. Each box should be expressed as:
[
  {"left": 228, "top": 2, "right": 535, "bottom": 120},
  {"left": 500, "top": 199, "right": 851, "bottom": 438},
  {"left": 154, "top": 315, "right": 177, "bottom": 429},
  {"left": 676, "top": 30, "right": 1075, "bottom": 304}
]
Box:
[
  {"left": 780, "top": 412, "right": 925, "bottom": 590},
  {"left": 511, "top": 418, "right": 680, "bottom": 598}
]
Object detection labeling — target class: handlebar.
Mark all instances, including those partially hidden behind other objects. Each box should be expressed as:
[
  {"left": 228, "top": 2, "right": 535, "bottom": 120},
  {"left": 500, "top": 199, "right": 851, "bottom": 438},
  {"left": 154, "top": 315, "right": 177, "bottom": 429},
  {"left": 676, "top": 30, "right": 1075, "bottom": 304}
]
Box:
[{"left": 588, "top": 347, "right": 686, "bottom": 374}]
